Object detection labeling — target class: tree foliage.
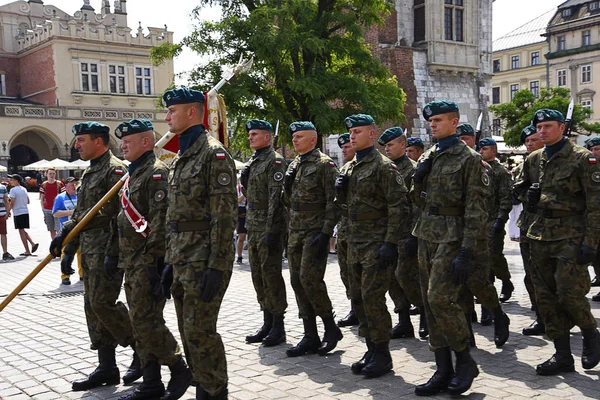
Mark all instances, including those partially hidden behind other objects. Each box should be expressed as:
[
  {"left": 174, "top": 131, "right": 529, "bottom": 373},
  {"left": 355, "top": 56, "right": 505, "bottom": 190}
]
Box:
[{"left": 490, "top": 87, "right": 600, "bottom": 147}]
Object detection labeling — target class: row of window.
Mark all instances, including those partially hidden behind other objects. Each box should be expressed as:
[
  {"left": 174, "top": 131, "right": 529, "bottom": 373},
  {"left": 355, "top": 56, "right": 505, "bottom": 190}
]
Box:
[
  {"left": 80, "top": 62, "right": 153, "bottom": 95},
  {"left": 494, "top": 51, "right": 540, "bottom": 72},
  {"left": 413, "top": 0, "right": 465, "bottom": 43},
  {"left": 556, "top": 29, "right": 592, "bottom": 52}
]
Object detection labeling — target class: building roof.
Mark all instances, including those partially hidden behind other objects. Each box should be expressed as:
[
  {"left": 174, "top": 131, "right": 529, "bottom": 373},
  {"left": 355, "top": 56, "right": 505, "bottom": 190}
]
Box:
[
  {"left": 493, "top": 9, "right": 555, "bottom": 52},
  {"left": 558, "top": 0, "right": 591, "bottom": 9}
]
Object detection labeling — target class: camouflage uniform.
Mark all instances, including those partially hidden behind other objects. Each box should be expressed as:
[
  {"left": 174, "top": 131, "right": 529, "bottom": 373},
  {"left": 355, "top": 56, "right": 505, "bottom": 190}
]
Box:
[
  {"left": 514, "top": 140, "right": 600, "bottom": 340},
  {"left": 63, "top": 150, "right": 133, "bottom": 350},
  {"left": 486, "top": 159, "right": 512, "bottom": 281},
  {"left": 116, "top": 151, "right": 181, "bottom": 368},
  {"left": 336, "top": 208, "right": 351, "bottom": 299},
  {"left": 166, "top": 126, "right": 236, "bottom": 395}
]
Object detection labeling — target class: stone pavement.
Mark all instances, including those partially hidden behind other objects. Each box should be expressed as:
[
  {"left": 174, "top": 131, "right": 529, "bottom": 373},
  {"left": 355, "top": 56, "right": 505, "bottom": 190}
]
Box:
[{"left": 0, "top": 193, "right": 599, "bottom": 399}]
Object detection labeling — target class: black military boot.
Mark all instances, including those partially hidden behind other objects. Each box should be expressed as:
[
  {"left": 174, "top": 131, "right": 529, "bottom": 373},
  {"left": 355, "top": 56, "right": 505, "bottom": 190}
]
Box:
[
  {"left": 391, "top": 308, "right": 414, "bottom": 339},
  {"left": 123, "top": 348, "right": 143, "bottom": 385},
  {"left": 447, "top": 347, "right": 479, "bottom": 395},
  {"left": 337, "top": 308, "right": 359, "bottom": 327},
  {"left": 499, "top": 279, "right": 514, "bottom": 303},
  {"left": 582, "top": 328, "right": 600, "bottom": 370},
  {"left": 418, "top": 313, "right": 428, "bottom": 339},
  {"left": 522, "top": 313, "right": 545, "bottom": 336},
  {"left": 465, "top": 313, "right": 476, "bottom": 348},
  {"left": 161, "top": 356, "right": 193, "bottom": 400},
  {"left": 493, "top": 308, "right": 510, "bottom": 348},
  {"left": 480, "top": 307, "right": 493, "bottom": 326},
  {"left": 318, "top": 315, "right": 343, "bottom": 355},
  {"left": 246, "top": 311, "right": 273, "bottom": 343},
  {"left": 286, "top": 317, "right": 321, "bottom": 357},
  {"left": 72, "top": 347, "right": 120, "bottom": 391},
  {"left": 361, "top": 341, "right": 393, "bottom": 378},
  {"left": 262, "top": 314, "right": 286, "bottom": 347},
  {"left": 119, "top": 360, "right": 164, "bottom": 400},
  {"left": 414, "top": 347, "right": 454, "bottom": 396},
  {"left": 536, "top": 335, "right": 575, "bottom": 375},
  {"left": 351, "top": 339, "right": 374, "bottom": 374},
  {"left": 196, "top": 386, "right": 227, "bottom": 400}
]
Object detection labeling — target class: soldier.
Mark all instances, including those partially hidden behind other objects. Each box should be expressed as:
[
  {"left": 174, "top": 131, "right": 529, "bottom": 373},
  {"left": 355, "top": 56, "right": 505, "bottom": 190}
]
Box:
[
  {"left": 457, "top": 123, "right": 477, "bottom": 150},
  {"left": 514, "top": 109, "right": 600, "bottom": 376},
  {"left": 335, "top": 133, "right": 359, "bottom": 328},
  {"left": 411, "top": 101, "right": 488, "bottom": 396},
  {"left": 241, "top": 119, "right": 288, "bottom": 347},
  {"left": 585, "top": 136, "right": 600, "bottom": 302},
  {"left": 113, "top": 120, "right": 191, "bottom": 400},
  {"left": 406, "top": 137, "right": 425, "bottom": 162},
  {"left": 161, "top": 88, "right": 236, "bottom": 399},
  {"left": 49, "top": 122, "right": 139, "bottom": 391},
  {"left": 283, "top": 121, "right": 342, "bottom": 357},
  {"left": 377, "top": 127, "right": 427, "bottom": 339}
]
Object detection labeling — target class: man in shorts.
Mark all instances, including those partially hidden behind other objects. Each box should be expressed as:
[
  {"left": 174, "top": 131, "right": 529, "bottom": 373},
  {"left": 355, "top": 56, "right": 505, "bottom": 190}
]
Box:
[
  {"left": 53, "top": 177, "right": 83, "bottom": 285},
  {"left": 6, "top": 174, "right": 38, "bottom": 256},
  {"left": 40, "top": 167, "right": 64, "bottom": 240},
  {"left": 0, "top": 182, "right": 14, "bottom": 260}
]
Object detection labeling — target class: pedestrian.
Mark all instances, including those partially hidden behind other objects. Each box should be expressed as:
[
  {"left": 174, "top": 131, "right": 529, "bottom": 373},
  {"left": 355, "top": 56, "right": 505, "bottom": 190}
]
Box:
[
  {"left": 241, "top": 119, "right": 288, "bottom": 348},
  {"left": 514, "top": 109, "right": 600, "bottom": 376},
  {"left": 35, "top": 170, "right": 43, "bottom": 190},
  {"left": 161, "top": 88, "right": 235, "bottom": 400},
  {"left": 406, "top": 137, "right": 424, "bottom": 162},
  {"left": 235, "top": 176, "right": 247, "bottom": 264},
  {"left": 0, "top": 181, "right": 14, "bottom": 261},
  {"left": 283, "top": 121, "right": 342, "bottom": 358},
  {"left": 40, "top": 167, "right": 64, "bottom": 240},
  {"left": 585, "top": 136, "right": 600, "bottom": 302},
  {"left": 48, "top": 122, "right": 138, "bottom": 391},
  {"left": 6, "top": 174, "right": 38, "bottom": 256}
]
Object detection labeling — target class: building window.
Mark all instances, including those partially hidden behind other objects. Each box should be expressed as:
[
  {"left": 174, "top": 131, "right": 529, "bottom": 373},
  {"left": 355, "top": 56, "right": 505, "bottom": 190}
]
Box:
[
  {"left": 135, "top": 67, "right": 152, "bottom": 95},
  {"left": 582, "top": 30, "right": 591, "bottom": 47},
  {"left": 591, "top": 2, "right": 599, "bottom": 11},
  {"left": 562, "top": 8, "right": 572, "bottom": 18},
  {"left": 531, "top": 51, "right": 540, "bottom": 66},
  {"left": 444, "top": 0, "right": 464, "bottom": 42},
  {"left": 80, "top": 62, "right": 99, "bottom": 92},
  {"left": 511, "top": 56, "right": 520, "bottom": 69},
  {"left": 492, "top": 119, "right": 501, "bottom": 136},
  {"left": 108, "top": 64, "right": 126, "bottom": 94},
  {"left": 492, "top": 87, "right": 500, "bottom": 104},
  {"left": 493, "top": 59, "right": 501, "bottom": 73},
  {"left": 414, "top": 0, "right": 425, "bottom": 42},
  {"left": 557, "top": 69, "right": 567, "bottom": 86},
  {"left": 581, "top": 99, "right": 592, "bottom": 109},
  {"left": 0, "top": 73, "right": 5, "bottom": 96},
  {"left": 557, "top": 35, "right": 566, "bottom": 51},
  {"left": 510, "top": 84, "right": 519, "bottom": 100},
  {"left": 530, "top": 81, "right": 540, "bottom": 98},
  {"left": 581, "top": 65, "right": 592, "bottom": 83}
]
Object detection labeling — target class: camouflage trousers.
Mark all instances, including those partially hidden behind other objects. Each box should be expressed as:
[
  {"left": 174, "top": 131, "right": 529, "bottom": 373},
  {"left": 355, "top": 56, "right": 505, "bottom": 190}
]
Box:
[
  {"left": 519, "top": 229, "right": 537, "bottom": 309},
  {"left": 348, "top": 242, "right": 392, "bottom": 344},
  {"left": 171, "top": 262, "right": 232, "bottom": 396},
  {"left": 458, "top": 239, "right": 501, "bottom": 313},
  {"left": 488, "top": 224, "right": 511, "bottom": 281},
  {"left": 394, "top": 239, "right": 423, "bottom": 309},
  {"left": 388, "top": 273, "right": 409, "bottom": 312},
  {"left": 418, "top": 240, "right": 469, "bottom": 352},
  {"left": 123, "top": 266, "right": 181, "bottom": 367},
  {"left": 247, "top": 230, "right": 287, "bottom": 316},
  {"left": 529, "top": 238, "right": 596, "bottom": 340},
  {"left": 81, "top": 253, "right": 133, "bottom": 350},
  {"left": 287, "top": 230, "right": 334, "bottom": 319},
  {"left": 336, "top": 235, "right": 351, "bottom": 299}
]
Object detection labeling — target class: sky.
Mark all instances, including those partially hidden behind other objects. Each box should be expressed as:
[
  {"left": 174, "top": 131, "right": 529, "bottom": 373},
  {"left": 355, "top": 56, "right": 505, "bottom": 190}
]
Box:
[{"left": 493, "top": 0, "right": 565, "bottom": 40}]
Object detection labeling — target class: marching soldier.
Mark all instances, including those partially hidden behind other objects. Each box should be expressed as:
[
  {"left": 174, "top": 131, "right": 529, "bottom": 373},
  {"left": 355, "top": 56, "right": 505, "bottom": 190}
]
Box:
[
  {"left": 406, "top": 137, "right": 425, "bottom": 162},
  {"left": 514, "top": 109, "right": 600, "bottom": 376},
  {"left": 241, "top": 119, "right": 288, "bottom": 347},
  {"left": 49, "top": 122, "right": 139, "bottom": 391},
  {"left": 457, "top": 123, "right": 476, "bottom": 150},
  {"left": 113, "top": 120, "right": 191, "bottom": 400},
  {"left": 585, "top": 136, "right": 600, "bottom": 302},
  {"left": 161, "top": 88, "right": 236, "bottom": 399},
  {"left": 283, "top": 121, "right": 342, "bottom": 357}
]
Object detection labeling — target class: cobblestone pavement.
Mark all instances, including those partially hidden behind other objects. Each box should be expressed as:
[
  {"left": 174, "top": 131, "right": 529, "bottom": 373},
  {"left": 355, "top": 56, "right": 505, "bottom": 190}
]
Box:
[{"left": 1, "top": 194, "right": 599, "bottom": 399}]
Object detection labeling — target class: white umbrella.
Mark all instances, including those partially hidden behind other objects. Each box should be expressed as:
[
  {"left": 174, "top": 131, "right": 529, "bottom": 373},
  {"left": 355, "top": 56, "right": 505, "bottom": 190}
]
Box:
[
  {"left": 0, "top": 165, "right": 6, "bottom": 172},
  {"left": 22, "top": 159, "right": 49, "bottom": 171},
  {"left": 45, "top": 158, "right": 75, "bottom": 170},
  {"left": 70, "top": 159, "right": 90, "bottom": 170},
  {"left": 234, "top": 160, "right": 246, "bottom": 170}
]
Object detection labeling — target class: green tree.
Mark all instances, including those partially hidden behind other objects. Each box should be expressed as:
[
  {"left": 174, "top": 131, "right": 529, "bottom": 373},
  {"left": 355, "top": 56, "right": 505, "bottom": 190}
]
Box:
[
  {"left": 151, "top": 0, "right": 406, "bottom": 156},
  {"left": 490, "top": 87, "right": 600, "bottom": 147}
]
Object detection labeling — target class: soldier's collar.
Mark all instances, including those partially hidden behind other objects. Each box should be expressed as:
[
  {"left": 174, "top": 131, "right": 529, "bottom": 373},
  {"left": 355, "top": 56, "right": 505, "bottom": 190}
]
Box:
[
  {"left": 393, "top": 154, "right": 408, "bottom": 165},
  {"left": 89, "top": 150, "right": 111, "bottom": 168},
  {"left": 178, "top": 127, "right": 207, "bottom": 159},
  {"left": 128, "top": 150, "right": 154, "bottom": 176}
]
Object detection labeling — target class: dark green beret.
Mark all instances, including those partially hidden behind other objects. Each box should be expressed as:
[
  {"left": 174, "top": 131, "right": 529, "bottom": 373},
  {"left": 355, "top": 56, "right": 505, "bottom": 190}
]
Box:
[
  {"left": 585, "top": 136, "right": 600, "bottom": 149},
  {"left": 532, "top": 109, "right": 565, "bottom": 126},
  {"left": 289, "top": 121, "right": 316, "bottom": 134},
  {"left": 378, "top": 127, "right": 404, "bottom": 145},
  {"left": 337, "top": 133, "right": 350, "bottom": 148},
  {"left": 407, "top": 137, "right": 424, "bottom": 148},
  {"left": 245, "top": 119, "right": 273, "bottom": 132},
  {"left": 478, "top": 137, "right": 497, "bottom": 148},
  {"left": 344, "top": 114, "right": 375, "bottom": 129},
  {"left": 72, "top": 121, "right": 110, "bottom": 136},
  {"left": 456, "top": 123, "right": 475, "bottom": 137},
  {"left": 162, "top": 88, "right": 205, "bottom": 107},
  {"left": 115, "top": 119, "right": 154, "bottom": 139},
  {"left": 520, "top": 125, "right": 537, "bottom": 144},
  {"left": 422, "top": 100, "right": 459, "bottom": 120}
]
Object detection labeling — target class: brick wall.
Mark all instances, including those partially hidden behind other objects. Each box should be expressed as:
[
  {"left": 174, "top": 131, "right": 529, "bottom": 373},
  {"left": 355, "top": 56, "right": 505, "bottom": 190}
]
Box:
[
  {"left": 19, "top": 45, "right": 56, "bottom": 105},
  {"left": 0, "top": 57, "right": 20, "bottom": 97}
]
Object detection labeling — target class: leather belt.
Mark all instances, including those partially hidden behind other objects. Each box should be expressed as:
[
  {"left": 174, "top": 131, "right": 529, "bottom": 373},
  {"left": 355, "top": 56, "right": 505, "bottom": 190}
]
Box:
[
  {"left": 424, "top": 205, "right": 464, "bottom": 217},
  {"left": 291, "top": 202, "right": 325, "bottom": 212},
  {"left": 169, "top": 220, "right": 211, "bottom": 232},
  {"left": 349, "top": 210, "right": 387, "bottom": 221},
  {"left": 536, "top": 209, "right": 583, "bottom": 218},
  {"left": 248, "top": 202, "right": 268, "bottom": 210}
]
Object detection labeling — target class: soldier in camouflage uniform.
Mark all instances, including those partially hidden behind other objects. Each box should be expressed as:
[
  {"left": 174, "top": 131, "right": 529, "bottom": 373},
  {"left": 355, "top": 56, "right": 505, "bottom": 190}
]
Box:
[
  {"left": 406, "top": 137, "right": 425, "bottom": 162},
  {"left": 411, "top": 101, "right": 487, "bottom": 396},
  {"left": 49, "top": 122, "right": 138, "bottom": 392},
  {"left": 240, "top": 119, "right": 288, "bottom": 347},
  {"left": 585, "top": 136, "right": 600, "bottom": 302},
  {"left": 514, "top": 109, "right": 600, "bottom": 376},
  {"left": 283, "top": 121, "right": 342, "bottom": 357},
  {"left": 161, "top": 88, "right": 236, "bottom": 400},
  {"left": 113, "top": 120, "right": 191, "bottom": 400},
  {"left": 378, "top": 127, "right": 427, "bottom": 340},
  {"left": 336, "top": 116, "right": 409, "bottom": 378}
]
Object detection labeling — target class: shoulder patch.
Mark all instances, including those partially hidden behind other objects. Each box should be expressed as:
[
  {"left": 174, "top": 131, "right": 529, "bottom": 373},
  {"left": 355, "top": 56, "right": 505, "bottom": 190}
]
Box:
[
  {"left": 274, "top": 171, "right": 284, "bottom": 182},
  {"left": 115, "top": 169, "right": 124, "bottom": 175},
  {"left": 217, "top": 172, "right": 231, "bottom": 186},
  {"left": 391, "top": 164, "right": 397, "bottom": 169},
  {"left": 275, "top": 160, "right": 282, "bottom": 166},
  {"left": 482, "top": 173, "right": 490, "bottom": 186},
  {"left": 154, "top": 190, "right": 165, "bottom": 202},
  {"left": 592, "top": 171, "right": 600, "bottom": 183},
  {"left": 152, "top": 174, "right": 162, "bottom": 181},
  {"left": 590, "top": 157, "right": 597, "bottom": 164},
  {"left": 329, "top": 161, "right": 336, "bottom": 167},
  {"left": 216, "top": 152, "right": 226, "bottom": 160}
]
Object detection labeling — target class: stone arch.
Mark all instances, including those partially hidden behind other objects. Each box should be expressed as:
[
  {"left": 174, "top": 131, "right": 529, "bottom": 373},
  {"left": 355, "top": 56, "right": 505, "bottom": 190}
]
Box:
[{"left": 9, "top": 126, "right": 63, "bottom": 170}]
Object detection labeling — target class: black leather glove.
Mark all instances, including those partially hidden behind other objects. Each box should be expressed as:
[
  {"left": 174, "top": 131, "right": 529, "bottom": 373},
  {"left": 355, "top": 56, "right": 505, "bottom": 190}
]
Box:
[
  {"left": 145, "top": 266, "right": 162, "bottom": 301},
  {"left": 405, "top": 235, "right": 418, "bottom": 258},
  {"left": 451, "top": 247, "right": 472, "bottom": 285},
  {"left": 376, "top": 242, "right": 398, "bottom": 270},
  {"left": 576, "top": 245, "right": 597, "bottom": 265},
  {"left": 200, "top": 268, "right": 224, "bottom": 302},
  {"left": 283, "top": 165, "right": 298, "bottom": 194},
  {"left": 240, "top": 165, "right": 250, "bottom": 189},
  {"left": 160, "top": 264, "right": 173, "bottom": 299},
  {"left": 310, "top": 232, "right": 330, "bottom": 261},
  {"left": 335, "top": 174, "right": 350, "bottom": 198},
  {"left": 491, "top": 219, "right": 505, "bottom": 235},
  {"left": 60, "top": 254, "right": 75, "bottom": 276},
  {"left": 413, "top": 158, "right": 433, "bottom": 184},
  {"left": 49, "top": 231, "right": 67, "bottom": 257},
  {"left": 265, "top": 233, "right": 281, "bottom": 254},
  {"left": 104, "top": 255, "right": 119, "bottom": 275},
  {"left": 526, "top": 183, "right": 541, "bottom": 213}
]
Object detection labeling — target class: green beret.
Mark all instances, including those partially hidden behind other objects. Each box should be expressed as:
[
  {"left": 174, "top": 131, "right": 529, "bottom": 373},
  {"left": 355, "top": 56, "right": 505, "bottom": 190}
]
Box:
[
  {"left": 245, "top": 119, "right": 273, "bottom": 132},
  {"left": 289, "top": 121, "right": 316, "bottom": 135},
  {"left": 378, "top": 127, "right": 404, "bottom": 146},
  {"left": 337, "top": 133, "right": 350, "bottom": 148},
  {"left": 532, "top": 109, "right": 565, "bottom": 126},
  {"left": 72, "top": 121, "right": 110, "bottom": 136},
  {"left": 162, "top": 88, "right": 205, "bottom": 107},
  {"left": 115, "top": 119, "right": 154, "bottom": 139},
  {"left": 407, "top": 137, "right": 424, "bottom": 148},
  {"left": 520, "top": 125, "right": 537, "bottom": 144},
  {"left": 345, "top": 114, "right": 375, "bottom": 129},
  {"left": 422, "top": 100, "right": 459, "bottom": 120},
  {"left": 478, "top": 137, "right": 497, "bottom": 148},
  {"left": 585, "top": 136, "right": 600, "bottom": 149},
  {"left": 456, "top": 123, "right": 475, "bottom": 137}
]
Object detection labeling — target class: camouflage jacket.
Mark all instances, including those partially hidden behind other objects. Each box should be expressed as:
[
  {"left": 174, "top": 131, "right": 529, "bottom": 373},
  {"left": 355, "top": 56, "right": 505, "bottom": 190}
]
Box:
[
  {"left": 411, "top": 141, "right": 490, "bottom": 249},
  {"left": 393, "top": 154, "right": 419, "bottom": 231},
  {"left": 166, "top": 128, "right": 237, "bottom": 271},
  {"left": 513, "top": 140, "right": 600, "bottom": 246},
  {"left": 487, "top": 159, "right": 512, "bottom": 223},
  {"left": 336, "top": 162, "right": 351, "bottom": 241},
  {"left": 513, "top": 161, "right": 536, "bottom": 230},
  {"left": 116, "top": 153, "right": 168, "bottom": 268},
  {"left": 242, "top": 147, "right": 287, "bottom": 233},
  {"left": 63, "top": 150, "right": 127, "bottom": 257},
  {"left": 283, "top": 148, "right": 339, "bottom": 235}
]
